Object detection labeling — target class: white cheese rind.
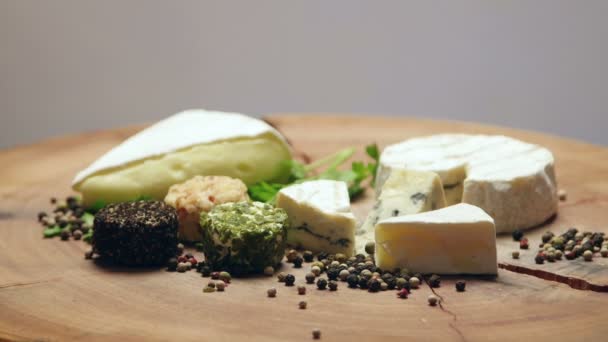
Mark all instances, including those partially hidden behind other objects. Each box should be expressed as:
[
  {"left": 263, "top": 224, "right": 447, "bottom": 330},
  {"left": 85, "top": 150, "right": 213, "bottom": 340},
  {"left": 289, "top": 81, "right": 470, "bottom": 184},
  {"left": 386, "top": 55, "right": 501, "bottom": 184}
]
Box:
[
  {"left": 376, "top": 134, "right": 558, "bottom": 233},
  {"left": 356, "top": 169, "right": 447, "bottom": 252},
  {"left": 276, "top": 180, "right": 356, "bottom": 256},
  {"left": 375, "top": 203, "right": 498, "bottom": 275},
  {"left": 72, "top": 109, "right": 289, "bottom": 186}
]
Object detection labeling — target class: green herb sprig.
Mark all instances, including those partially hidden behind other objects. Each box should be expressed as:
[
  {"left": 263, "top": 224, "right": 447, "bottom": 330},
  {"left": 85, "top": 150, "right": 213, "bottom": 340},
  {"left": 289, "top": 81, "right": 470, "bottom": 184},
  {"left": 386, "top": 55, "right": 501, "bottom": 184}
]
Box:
[{"left": 248, "top": 143, "right": 379, "bottom": 203}]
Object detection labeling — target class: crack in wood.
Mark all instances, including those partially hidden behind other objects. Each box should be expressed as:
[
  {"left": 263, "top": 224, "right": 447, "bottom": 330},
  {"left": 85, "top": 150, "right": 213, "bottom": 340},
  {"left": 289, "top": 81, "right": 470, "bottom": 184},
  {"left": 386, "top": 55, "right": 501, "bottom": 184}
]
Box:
[
  {"left": 0, "top": 278, "right": 60, "bottom": 290},
  {"left": 498, "top": 263, "right": 608, "bottom": 292},
  {"left": 425, "top": 278, "right": 468, "bottom": 342}
]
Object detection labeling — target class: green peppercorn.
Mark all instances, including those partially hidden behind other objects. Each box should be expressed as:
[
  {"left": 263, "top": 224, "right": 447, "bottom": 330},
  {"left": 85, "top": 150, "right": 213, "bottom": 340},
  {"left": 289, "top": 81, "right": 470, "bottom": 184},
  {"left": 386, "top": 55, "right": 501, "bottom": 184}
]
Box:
[
  {"left": 305, "top": 272, "right": 316, "bottom": 284},
  {"left": 347, "top": 274, "right": 359, "bottom": 288},
  {"left": 203, "top": 286, "right": 216, "bottom": 293},
  {"left": 583, "top": 250, "right": 593, "bottom": 261},
  {"left": 219, "top": 271, "right": 231, "bottom": 283},
  {"left": 177, "top": 262, "right": 189, "bottom": 273},
  {"left": 311, "top": 265, "right": 322, "bottom": 276},
  {"left": 339, "top": 269, "right": 350, "bottom": 281},
  {"left": 455, "top": 280, "right": 466, "bottom": 292},
  {"left": 396, "top": 277, "right": 407, "bottom": 290},
  {"left": 512, "top": 251, "right": 520, "bottom": 259},
  {"left": 360, "top": 269, "right": 372, "bottom": 278},
  {"left": 285, "top": 274, "right": 296, "bottom": 286},
  {"left": 409, "top": 277, "right": 420, "bottom": 289},
  {"left": 303, "top": 250, "right": 314, "bottom": 262},
  {"left": 316, "top": 278, "right": 328, "bottom": 290},
  {"left": 297, "top": 285, "right": 306, "bottom": 295},
  {"left": 429, "top": 274, "right": 441, "bottom": 288},
  {"left": 328, "top": 280, "right": 338, "bottom": 291},
  {"left": 365, "top": 241, "right": 375, "bottom": 255},
  {"left": 299, "top": 301, "right": 307, "bottom": 310},
  {"left": 335, "top": 253, "right": 347, "bottom": 263},
  {"left": 267, "top": 288, "right": 277, "bottom": 297},
  {"left": 428, "top": 294, "right": 439, "bottom": 306},
  {"left": 263, "top": 266, "right": 275, "bottom": 276},
  {"left": 546, "top": 251, "right": 556, "bottom": 262},
  {"left": 277, "top": 272, "right": 287, "bottom": 282},
  {"left": 380, "top": 282, "right": 388, "bottom": 291}
]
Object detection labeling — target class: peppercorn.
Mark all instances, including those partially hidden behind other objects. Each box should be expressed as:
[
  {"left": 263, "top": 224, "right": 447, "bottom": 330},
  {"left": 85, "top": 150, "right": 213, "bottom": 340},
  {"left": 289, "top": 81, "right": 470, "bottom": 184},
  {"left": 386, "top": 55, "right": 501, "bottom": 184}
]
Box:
[
  {"left": 203, "top": 286, "right": 216, "bottom": 293},
  {"left": 286, "top": 249, "right": 298, "bottom": 263},
  {"left": 207, "top": 281, "right": 216, "bottom": 289},
  {"left": 277, "top": 272, "right": 287, "bottom": 282},
  {"left": 360, "top": 269, "right": 372, "bottom": 278},
  {"left": 299, "top": 301, "right": 307, "bottom": 310},
  {"left": 368, "top": 278, "right": 381, "bottom": 292},
  {"left": 84, "top": 250, "right": 94, "bottom": 260},
  {"left": 177, "top": 255, "right": 188, "bottom": 263},
  {"left": 512, "top": 229, "right": 524, "bottom": 241},
  {"left": 555, "top": 250, "right": 563, "bottom": 260},
  {"left": 601, "top": 249, "right": 608, "bottom": 257},
  {"left": 72, "top": 229, "right": 83, "bottom": 240},
  {"left": 305, "top": 272, "right": 316, "bottom": 284},
  {"left": 60, "top": 230, "right": 70, "bottom": 241},
  {"left": 267, "top": 288, "right": 277, "bottom": 297},
  {"left": 316, "top": 252, "right": 328, "bottom": 261},
  {"left": 364, "top": 241, "right": 375, "bottom": 255},
  {"left": 455, "top": 280, "right": 466, "bottom": 292},
  {"left": 520, "top": 238, "right": 529, "bottom": 250},
  {"left": 285, "top": 274, "right": 296, "bottom": 286},
  {"left": 535, "top": 254, "right": 545, "bottom": 264},
  {"left": 335, "top": 253, "right": 347, "bottom": 263},
  {"left": 188, "top": 257, "right": 198, "bottom": 267},
  {"left": 310, "top": 265, "right": 322, "bottom": 276},
  {"left": 176, "top": 243, "right": 184, "bottom": 255},
  {"left": 347, "top": 274, "right": 359, "bottom": 288},
  {"left": 293, "top": 256, "right": 304, "bottom": 268},
  {"left": 429, "top": 274, "right": 441, "bottom": 288},
  {"left": 395, "top": 277, "right": 408, "bottom": 290},
  {"left": 512, "top": 251, "right": 520, "bottom": 259},
  {"left": 397, "top": 288, "right": 409, "bottom": 299},
  {"left": 219, "top": 271, "right": 231, "bottom": 283},
  {"left": 176, "top": 262, "right": 188, "bottom": 272},
  {"left": 583, "top": 250, "right": 593, "bottom": 261},
  {"left": 312, "top": 329, "right": 321, "bottom": 340},
  {"left": 166, "top": 258, "right": 178, "bottom": 271},
  {"left": 316, "top": 278, "right": 328, "bottom": 290},
  {"left": 200, "top": 266, "right": 211, "bottom": 277},
  {"left": 409, "top": 277, "right": 420, "bottom": 289},
  {"left": 380, "top": 282, "right": 388, "bottom": 291},
  {"left": 328, "top": 280, "right": 338, "bottom": 291},
  {"left": 326, "top": 268, "right": 339, "bottom": 281},
  {"left": 297, "top": 285, "right": 306, "bottom": 295},
  {"left": 428, "top": 294, "right": 439, "bottom": 306},
  {"left": 216, "top": 281, "right": 226, "bottom": 292},
  {"left": 546, "top": 252, "right": 556, "bottom": 262},
  {"left": 338, "top": 269, "right": 350, "bottom": 281},
  {"left": 542, "top": 231, "right": 555, "bottom": 243},
  {"left": 303, "top": 250, "right": 314, "bottom": 262},
  {"left": 558, "top": 189, "right": 567, "bottom": 201},
  {"left": 565, "top": 251, "right": 576, "bottom": 260}
]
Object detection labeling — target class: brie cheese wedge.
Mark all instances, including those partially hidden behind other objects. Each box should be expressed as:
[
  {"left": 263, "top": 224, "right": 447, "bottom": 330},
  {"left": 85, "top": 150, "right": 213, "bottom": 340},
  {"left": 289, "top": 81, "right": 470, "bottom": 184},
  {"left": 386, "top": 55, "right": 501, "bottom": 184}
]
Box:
[
  {"left": 375, "top": 203, "right": 498, "bottom": 275},
  {"left": 376, "top": 134, "right": 558, "bottom": 233},
  {"left": 356, "top": 169, "right": 447, "bottom": 252},
  {"left": 73, "top": 110, "right": 292, "bottom": 207},
  {"left": 276, "top": 180, "right": 357, "bottom": 256}
]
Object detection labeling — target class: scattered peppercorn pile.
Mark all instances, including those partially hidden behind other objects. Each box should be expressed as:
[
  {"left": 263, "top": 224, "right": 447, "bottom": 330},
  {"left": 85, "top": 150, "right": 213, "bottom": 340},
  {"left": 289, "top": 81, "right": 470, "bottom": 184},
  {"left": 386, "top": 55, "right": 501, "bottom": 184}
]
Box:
[
  {"left": 37, "top": 196, "right": 95, "bottom": 242},
  {"left": 512, "top": 228, "right": 608, "bottom": 263}
]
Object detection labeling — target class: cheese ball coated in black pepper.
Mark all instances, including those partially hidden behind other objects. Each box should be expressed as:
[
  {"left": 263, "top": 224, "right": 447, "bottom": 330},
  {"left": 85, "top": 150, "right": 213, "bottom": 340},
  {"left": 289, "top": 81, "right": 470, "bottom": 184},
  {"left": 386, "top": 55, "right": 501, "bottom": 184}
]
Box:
[{"left": 92, "top": 201, "right": 178, "bottom": 266}]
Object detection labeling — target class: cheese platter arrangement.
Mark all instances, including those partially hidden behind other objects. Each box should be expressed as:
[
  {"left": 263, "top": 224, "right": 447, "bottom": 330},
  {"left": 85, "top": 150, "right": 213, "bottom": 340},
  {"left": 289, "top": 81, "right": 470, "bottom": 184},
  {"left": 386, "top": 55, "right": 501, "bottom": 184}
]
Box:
[{"left": 1, "top": 111, "right": 607, "bottom": 341}]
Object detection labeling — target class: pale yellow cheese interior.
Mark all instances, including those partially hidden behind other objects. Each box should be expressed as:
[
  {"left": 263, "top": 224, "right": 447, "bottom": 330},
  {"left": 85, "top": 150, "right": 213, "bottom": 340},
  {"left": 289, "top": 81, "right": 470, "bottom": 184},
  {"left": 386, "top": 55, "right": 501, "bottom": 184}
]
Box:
[{"left": 74, "top": 133, "right": 291, "bottom": 207}]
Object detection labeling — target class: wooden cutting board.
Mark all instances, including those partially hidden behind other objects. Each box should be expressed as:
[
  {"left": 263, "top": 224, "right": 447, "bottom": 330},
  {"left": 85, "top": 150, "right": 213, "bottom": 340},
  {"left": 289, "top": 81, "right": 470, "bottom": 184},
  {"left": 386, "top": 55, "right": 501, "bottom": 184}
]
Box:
[{"left": 1, "top": 115, "right": 607, "bottom": 342}]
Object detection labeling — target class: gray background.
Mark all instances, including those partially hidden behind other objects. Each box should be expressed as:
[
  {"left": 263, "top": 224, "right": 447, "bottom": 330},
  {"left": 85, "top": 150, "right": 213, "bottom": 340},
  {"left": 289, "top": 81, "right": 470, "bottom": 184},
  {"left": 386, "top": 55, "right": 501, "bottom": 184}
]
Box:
[{"left": 2, "top": 0, "right": 607, "bottom": 149}]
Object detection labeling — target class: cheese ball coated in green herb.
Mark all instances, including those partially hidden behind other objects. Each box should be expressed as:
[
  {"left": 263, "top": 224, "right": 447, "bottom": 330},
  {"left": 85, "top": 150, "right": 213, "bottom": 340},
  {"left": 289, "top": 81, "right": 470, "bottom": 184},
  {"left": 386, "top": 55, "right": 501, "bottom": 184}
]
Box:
[
  {"left": 199, "top": 202, "right": 288, "bottom": 274},
  {"left": 92, "top": 201, "right": 178, "bottom": 266}
]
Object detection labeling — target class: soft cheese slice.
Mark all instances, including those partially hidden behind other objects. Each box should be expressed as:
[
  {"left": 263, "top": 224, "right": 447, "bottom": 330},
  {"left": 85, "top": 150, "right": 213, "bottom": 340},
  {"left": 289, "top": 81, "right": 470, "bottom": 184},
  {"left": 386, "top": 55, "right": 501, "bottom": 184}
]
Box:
[
  {"left": 356, "top": 169, "right": 447, "bottom": 252},
  {"left": 73, "top": 110, "right": 291, "bottom": 207},
  {"left": 375, "top": 203, "right": 497, "bottom": 275},
  {"left": 376, "top": 134, "right": 558, "bottom": 233},
  {"left": 276, "top": 180, "right": 357, "bottom": 256}
]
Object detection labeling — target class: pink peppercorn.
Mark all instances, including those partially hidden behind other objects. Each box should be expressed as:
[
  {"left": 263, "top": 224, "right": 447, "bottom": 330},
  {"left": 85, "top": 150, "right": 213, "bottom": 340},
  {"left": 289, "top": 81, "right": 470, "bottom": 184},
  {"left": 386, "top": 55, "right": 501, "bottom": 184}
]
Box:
[{"left": 397, "top": 288, "right": 409, "bottom": 299}]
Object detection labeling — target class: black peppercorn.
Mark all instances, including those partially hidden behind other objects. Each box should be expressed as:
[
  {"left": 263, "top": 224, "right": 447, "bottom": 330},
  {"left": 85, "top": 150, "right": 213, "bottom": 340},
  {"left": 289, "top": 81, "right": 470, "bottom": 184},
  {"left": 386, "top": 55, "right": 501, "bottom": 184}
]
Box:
[
  {"left": 455, "top": 280, "right": 466, "bottom": 292},
  {"left": 535, "top": 254, "right": 545, "bottom": 264},
  {"left": 200, "top": 266, "right": 211, "bottom": 277},
  {"left": 358, "top": 276, "right": 369, "bottom": 289},
  {"left": 303, "top": 250, "right": 314, "bottom": 262},
  {"left": 316, "top": 278, "right": 328, "bottom": 290},
  {"left": 429, "top": 274, "right": 441, "bottom": 288},
  {"left": 326, "top": 267, "right": 340, "bottom": 281},
  {"left": 347, "top": 274, "right": 359, "bottom": 288},
  {"left": 368, "top": 278, "right": 381, "bottom": 292},
  {"left": 317, "top": 252, "right": 329, "bottom": 261},
  {"left": 167, "top": 257, "right": 178, "bottom": 271},
  {"left": 37, "top": 212, "right": 47, "bottom": 222},
  {"left": 512, "top": 229, "right": 524, "bottom": 241},
  {"left": 328, "top": 280, "right": 338, "bottom": 291},
  {"left": 305, "top": 272, "right": 316, "bottom": 284},
  {"left": 60, "top": 229, "right": 70, "bottom": 241},
  {"left": 285, "top": 274, "right": 296, "bottom": 286},
  {"left": 293, "top": 256, "right": 303, "bottom": 268},
  {"left": 542, "top": 231, "right": 554, "bottom": 243}
]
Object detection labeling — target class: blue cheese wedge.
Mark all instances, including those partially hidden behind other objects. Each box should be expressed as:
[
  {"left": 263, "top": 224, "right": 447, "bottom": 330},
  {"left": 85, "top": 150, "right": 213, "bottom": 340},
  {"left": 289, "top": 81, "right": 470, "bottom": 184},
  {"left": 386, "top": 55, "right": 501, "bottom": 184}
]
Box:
[
  {"left": 375, "top": 203, "right": 498, "bottom": 275},
  {"left": 356, "top": 169, "right": 447, "bottom": 252},
  {"left": 276, "top": 180, "right": 357, "bottom": 256},
  {"left": 376, "top": 134, "right": 558, "bottom": 233},
  {"left": 72, "top": 110, "right": 291, "bottom": 207}
]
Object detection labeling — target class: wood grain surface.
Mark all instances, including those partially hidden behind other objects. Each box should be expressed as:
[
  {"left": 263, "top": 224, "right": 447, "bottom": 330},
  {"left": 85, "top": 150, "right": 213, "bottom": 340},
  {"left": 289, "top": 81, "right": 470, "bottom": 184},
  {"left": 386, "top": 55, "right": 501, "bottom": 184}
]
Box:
[{"left": 1, "top": 114, "right": 607, "bottom": 342}]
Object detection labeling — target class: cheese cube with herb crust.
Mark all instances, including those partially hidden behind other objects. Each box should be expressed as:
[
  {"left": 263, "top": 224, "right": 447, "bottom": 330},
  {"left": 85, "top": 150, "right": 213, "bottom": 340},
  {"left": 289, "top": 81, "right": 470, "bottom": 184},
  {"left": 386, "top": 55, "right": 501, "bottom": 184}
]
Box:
[
  {"left": 276, "top": 180, "right": 357, "bottom": 256},
  {"left": 199, "top": 201, "right": 288, "bottom": 274},
  {"left": 164, "top": 175, "right": 249, "bottom": 242}
]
